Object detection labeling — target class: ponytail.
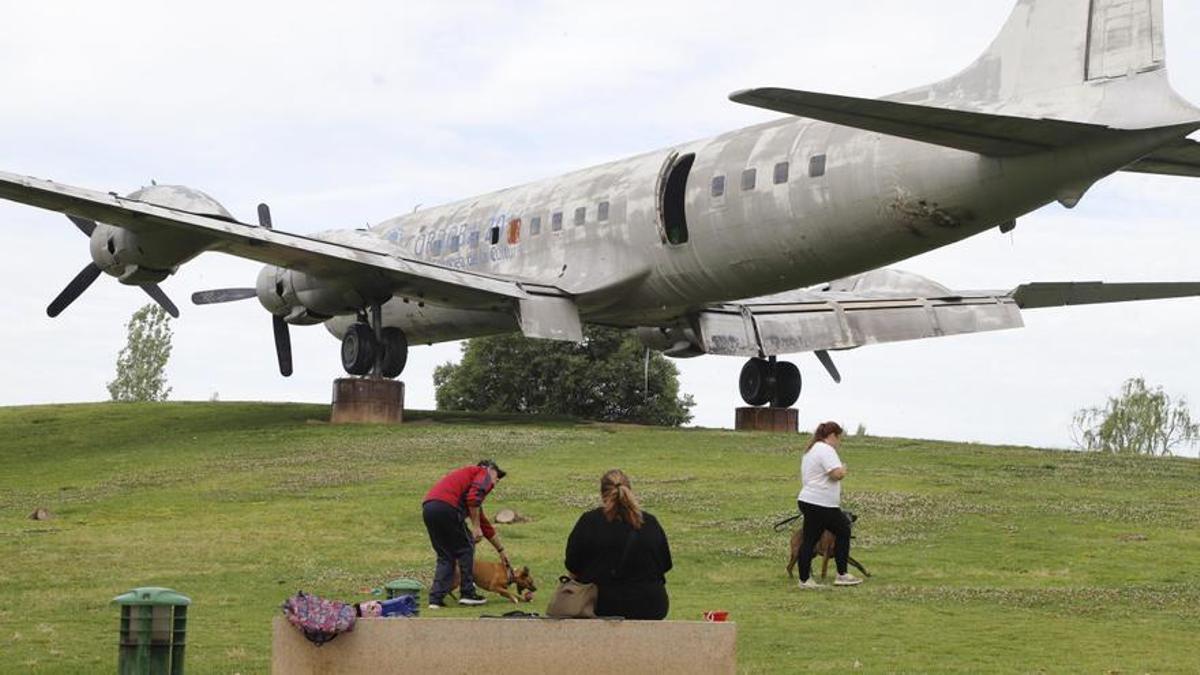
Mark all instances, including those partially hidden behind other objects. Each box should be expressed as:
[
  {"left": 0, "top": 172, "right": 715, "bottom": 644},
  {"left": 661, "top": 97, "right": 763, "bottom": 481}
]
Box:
[
  {"left": 600, "top": 469, "right": 644, "bottom": 529},
  {"left": 804, "top": 421, "right": 845, "bottom": 452}
]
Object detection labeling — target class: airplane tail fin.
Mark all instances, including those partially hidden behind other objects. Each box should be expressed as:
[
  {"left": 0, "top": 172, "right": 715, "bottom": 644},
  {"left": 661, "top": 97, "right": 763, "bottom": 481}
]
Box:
[{"left": 895, "top": 0, "right": 1200, "bottom": 128}]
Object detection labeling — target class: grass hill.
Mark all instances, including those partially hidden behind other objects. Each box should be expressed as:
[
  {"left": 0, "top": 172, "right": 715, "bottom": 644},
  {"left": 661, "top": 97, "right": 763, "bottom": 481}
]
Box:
[{"left": 0, "top": 402, "right": 1197, "bottom": 673}]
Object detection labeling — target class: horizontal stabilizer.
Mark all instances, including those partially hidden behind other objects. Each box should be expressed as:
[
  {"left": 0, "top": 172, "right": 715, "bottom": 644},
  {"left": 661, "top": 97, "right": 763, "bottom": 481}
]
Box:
[
  {"left": 1011, "top": 282, "right": 1200, "bottom": 309},
  {"left": 1123, "top": 138, "right": 1200, "bottom": 178},
  {"left": 729, "top": 88, "right": 1128, "bottom": 157}
]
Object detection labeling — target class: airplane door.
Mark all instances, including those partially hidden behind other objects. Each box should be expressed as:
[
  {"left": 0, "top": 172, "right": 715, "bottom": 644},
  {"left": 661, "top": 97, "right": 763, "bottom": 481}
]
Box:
[{"left": 655, "top": 151, "right": 696, "bottom": 246}]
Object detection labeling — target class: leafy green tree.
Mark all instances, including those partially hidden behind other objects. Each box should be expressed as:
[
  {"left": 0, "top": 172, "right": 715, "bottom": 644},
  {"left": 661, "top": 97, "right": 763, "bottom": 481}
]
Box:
[
  {"left": 107, "top": 304, "right": 173, "bottom": 402},
  {"left": 434, "top": 326, "right": 694, "bottom": 425},
  {"left": 1072, "top": 377, "right": 1198, "bottom": 456}
]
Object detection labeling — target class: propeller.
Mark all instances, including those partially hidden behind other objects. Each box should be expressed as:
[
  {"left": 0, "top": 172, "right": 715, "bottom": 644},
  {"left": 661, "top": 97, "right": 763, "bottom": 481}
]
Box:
[
  {"left": 191, "top": 288, "right": 257, "bottom": 304},
  {"left": 46, "top": 215, "right": 179, "bottom": 318},
  {"left": 189, "top": 202, "right": 292, "bottom": 376},
  {"left": 189, "top": 288, "right": 293, "bottom": 377},
  {"left": 47, "top": 263, "right": 103, "bottom": 317},
  {"left": 815, "top": 349, "right": 842, "bottom": 384}
]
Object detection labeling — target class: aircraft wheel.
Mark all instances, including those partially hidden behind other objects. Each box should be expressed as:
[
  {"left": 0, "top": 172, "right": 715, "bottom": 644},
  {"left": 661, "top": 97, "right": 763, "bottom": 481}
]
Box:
[
  {"left": 771, "top": 361, "right": 802, "bottom": 408},
  {"left": 739, "top": 358, "right": 774, "bottom": 407},
  {"left": 380, "top": 327, "right": 408, "bottom": 378},
  {"left": 341, "top": 323, "right": 377, "bottom": 375}
]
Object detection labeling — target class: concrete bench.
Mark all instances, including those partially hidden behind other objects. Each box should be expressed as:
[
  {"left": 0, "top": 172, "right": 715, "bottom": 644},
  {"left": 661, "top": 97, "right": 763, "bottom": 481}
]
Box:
[{"left": 272, "top": 615, "right": 736, "bottom": 674}]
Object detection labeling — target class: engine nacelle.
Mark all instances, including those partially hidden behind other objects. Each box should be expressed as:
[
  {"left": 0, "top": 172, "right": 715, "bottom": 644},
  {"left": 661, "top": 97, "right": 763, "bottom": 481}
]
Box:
[
  {"left": 636, "top": 324, "right": 705, "bottom": 358},
  {"left": 256, "top": 265, "right": 391, "bottom": 325},
  {"left": 88, "top": 185, "right": 230, "bottom": 284}
]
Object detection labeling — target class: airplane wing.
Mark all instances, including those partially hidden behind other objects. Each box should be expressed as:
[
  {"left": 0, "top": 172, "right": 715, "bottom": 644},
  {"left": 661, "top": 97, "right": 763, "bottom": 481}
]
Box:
[
  {"left": 0, "top": 170, "right": 581, "bottom": 340},
  {"left": 1122, "top": 138, "right": 1200, "bottom": 178},
  {"left": 691, "top": 271, "right": 1200, "bottom": 358},
  {"left": 729, "top": 87, "right": 1200, "bottom": 158}
]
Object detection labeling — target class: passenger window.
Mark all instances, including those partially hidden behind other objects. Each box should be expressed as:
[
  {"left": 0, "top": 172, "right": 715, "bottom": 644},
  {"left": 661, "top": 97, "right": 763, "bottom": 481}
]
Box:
[
  {"left": 430, "top": 234, "right": 443, "bottom": 257},
  {"left": 468, "top": 230, "right": 479, "bottom": 248},
  {"left": 507, "top": 218, "right": 521, "bottom": 244},
  {"left": 530, "top": 216, "right": 541, "bottom": 236},
  {"left": 809, "top": 154, "right": 827, "bottom": 178},
  {"left": 597, "top": 201, "right": 609, "bottom": 222},
  {"left": 448, "top": 228, "right": 461, "bottom": 253},
  {"left": 741, "top": 168, "right": 756, "bottom": 191},
  {"left": 574, "top": 207, "right": 586, "bottom": 226},
  {"left": 774, "top": 161, "right": 789, "bottom": 184},
  {"left": 552, "top": 211, "right": 563, "bottom": 231},
  {"left": 711, "top": 175, "right": 725, "bottom": 198},
  {"left": 489, "top": 224, "right": 500, "bottom": 245}
]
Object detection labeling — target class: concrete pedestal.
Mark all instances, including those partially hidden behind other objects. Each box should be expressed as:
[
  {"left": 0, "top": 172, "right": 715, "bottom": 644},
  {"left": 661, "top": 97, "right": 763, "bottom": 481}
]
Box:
[
  {"left": 330, "top": 378, "right": 404, "bottom": 424},
  {"left": 735, "top": 406, "right": 798, "bottom": 432}
]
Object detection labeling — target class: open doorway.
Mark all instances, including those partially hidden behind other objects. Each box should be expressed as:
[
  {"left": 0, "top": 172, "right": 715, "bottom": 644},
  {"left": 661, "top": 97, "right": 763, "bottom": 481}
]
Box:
[{"left": 657, "top": 152, "right": 694, "bottom": 245}]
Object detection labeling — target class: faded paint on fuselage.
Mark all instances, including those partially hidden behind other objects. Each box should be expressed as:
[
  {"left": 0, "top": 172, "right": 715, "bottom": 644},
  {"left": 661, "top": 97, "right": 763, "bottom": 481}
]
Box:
[{"left": 328, "top": 115, "right": 1052, "bottom": 346}]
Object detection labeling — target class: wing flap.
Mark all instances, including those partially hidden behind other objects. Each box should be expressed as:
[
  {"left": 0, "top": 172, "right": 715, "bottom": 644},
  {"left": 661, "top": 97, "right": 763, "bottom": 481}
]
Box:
[
  {"left": 728, "top": 87, "right": 1118, "bottom": 157},
  {"left": 697, "top": 272, "right": 1200, "bottom": 358},
  {"left": 697, "top": 295, "right": 1023, "bottom": 357},
  {"left": 517, "top": 295, "right": 583, "bottom": 342},
  {"left": 0, "top": 170, "right": 550, "bottom": 309}
]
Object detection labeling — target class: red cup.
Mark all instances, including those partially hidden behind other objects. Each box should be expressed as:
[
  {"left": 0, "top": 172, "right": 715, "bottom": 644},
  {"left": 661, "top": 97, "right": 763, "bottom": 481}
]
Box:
[{"left": 703, "top": 610, "right": 729, "bottom": 622}]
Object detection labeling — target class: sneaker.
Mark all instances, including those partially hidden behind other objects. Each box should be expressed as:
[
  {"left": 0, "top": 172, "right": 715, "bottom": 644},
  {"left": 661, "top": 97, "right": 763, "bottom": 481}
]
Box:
[
  {"left": 798, "top": 578, "right": 823, "bottom": 589},
  {"left": 458, "top": 591, "right": 487, "bottom": 606},
  {"left": 834, "top": 574, "right": 863, "bottom": 586},
  {"left": 427, "top": 599, "right": 446, "bottom": 610}
]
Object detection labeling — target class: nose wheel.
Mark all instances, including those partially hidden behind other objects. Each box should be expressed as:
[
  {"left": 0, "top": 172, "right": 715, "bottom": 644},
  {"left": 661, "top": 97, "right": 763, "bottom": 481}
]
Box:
[
  {"left": 340, "top": 304, "right": 408, "bottom": 378},
  {"left": 739, "top": 357, "right": 801, "bottom": 408}
]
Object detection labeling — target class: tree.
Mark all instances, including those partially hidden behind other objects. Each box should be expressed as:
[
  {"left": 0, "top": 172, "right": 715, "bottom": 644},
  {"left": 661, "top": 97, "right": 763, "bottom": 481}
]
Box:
[
  {"left": 107, "top": 304, "right": 174, "bottom": 402},
  {"left": 434, "top": 326, "right": 695, "bottom": 426},
  {"left": 1072, "top": 377, "right": 1199, "bottom": 457}
]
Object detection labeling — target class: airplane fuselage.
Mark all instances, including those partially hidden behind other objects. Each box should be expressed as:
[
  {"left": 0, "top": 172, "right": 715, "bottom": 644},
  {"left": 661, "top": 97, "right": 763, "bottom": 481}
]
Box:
[{"left": 331, "top": 113, "right": 1113, "bottom": 344}]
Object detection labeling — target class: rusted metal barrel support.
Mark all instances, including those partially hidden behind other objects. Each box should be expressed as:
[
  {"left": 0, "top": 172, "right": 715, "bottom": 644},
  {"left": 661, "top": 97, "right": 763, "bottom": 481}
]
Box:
[
  {"left": 331, "top": 378, "right": 404, "bottom": 424},
  {"left": 734, "top": 407, "right": 798, "bottom": 432}
]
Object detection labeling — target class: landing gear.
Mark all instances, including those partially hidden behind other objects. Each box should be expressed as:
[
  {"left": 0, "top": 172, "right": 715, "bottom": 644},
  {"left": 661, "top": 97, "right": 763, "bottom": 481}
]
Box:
[
  {"left": 341, "top": 323, "right": 377, "bottom": 376},
  {"left": 339, "top": 304, "right": 408, "bottom": 379},
  {"left": 739, "top": 357, "right": 802, "bottom": 408},
  {"left": 379, "top": 327, "right": 408, "bottom": 378}
]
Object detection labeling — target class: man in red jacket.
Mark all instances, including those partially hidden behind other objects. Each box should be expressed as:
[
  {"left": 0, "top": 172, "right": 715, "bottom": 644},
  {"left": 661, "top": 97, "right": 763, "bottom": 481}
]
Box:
[{"left": 422, "top": 459, "right": 510, "bottom": 608}]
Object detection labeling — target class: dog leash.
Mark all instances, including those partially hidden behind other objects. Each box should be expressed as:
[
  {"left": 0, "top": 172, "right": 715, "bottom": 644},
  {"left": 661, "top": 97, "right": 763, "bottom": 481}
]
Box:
[{"left": 772, "top": 513, "right": 801, "bottom": 532}]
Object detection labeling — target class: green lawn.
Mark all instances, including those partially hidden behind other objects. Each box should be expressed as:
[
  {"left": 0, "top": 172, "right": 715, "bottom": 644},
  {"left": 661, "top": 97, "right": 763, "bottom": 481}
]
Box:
[{"left": 0, "top": 402, "right": 1196, "bottom": 673}]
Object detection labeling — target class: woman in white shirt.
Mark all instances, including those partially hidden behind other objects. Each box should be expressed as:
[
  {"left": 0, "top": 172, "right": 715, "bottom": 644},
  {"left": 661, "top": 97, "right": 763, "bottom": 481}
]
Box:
[{"left": 796, "top": 421, "right": 862, "bottom": 587}]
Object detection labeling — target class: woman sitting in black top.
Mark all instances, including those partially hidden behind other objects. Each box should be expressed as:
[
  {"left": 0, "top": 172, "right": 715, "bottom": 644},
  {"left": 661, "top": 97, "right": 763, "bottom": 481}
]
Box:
[{"left": 564, "top": 469, "right": 673, "bottom": 620}]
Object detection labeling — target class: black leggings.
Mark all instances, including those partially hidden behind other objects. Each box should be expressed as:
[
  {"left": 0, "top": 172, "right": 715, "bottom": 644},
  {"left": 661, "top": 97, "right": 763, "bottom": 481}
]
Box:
[{"left": 797, "top": 500, "right": 852, "bottom": 581}]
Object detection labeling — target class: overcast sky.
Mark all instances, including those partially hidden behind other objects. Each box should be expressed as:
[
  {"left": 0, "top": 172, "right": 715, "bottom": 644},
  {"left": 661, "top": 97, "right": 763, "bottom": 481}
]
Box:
[{"left": 2, "top": 1, "right": 1199, "bottom": 455}]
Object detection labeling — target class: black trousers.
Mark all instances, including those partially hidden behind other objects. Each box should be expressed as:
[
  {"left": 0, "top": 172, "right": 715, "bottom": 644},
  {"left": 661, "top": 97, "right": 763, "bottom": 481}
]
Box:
[
  {"left": 422, "top": 500, "right": 475, "bottom": 602},
  {"left": 797, "top": 500, "right": 852, "bottom": 581},
  {"left": 596, "top": 581, "right": 669, "bottom": 620}
]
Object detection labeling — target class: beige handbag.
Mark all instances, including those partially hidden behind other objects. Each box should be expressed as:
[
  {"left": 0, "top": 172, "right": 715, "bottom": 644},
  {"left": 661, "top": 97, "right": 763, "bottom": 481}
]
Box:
[{"left": 545, "top": 576, "right": 598, "bottom": 618}]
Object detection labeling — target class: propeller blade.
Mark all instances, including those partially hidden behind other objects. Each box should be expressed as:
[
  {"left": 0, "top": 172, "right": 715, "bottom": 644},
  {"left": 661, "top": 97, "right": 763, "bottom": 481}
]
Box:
[
  {"left": 140, "top": 284, "right": 180, "bottom": 318},
  {"left": 815, "top": 349, "right": 842, "bottom": 384},
  {"left": 46, "top": 263, "right": 103, "bottom": 317},
  {"left": 257, "top": 203, "right": 273, "bottom": 229},
  {"left": 191, "top": 288, "right": 257, "bottom": 305},
  {"left": 273, "top": 315, "right": 293, "bottom": 377},
  {"left": 66, "top": 215, "right": 97, "bottom": 236}
]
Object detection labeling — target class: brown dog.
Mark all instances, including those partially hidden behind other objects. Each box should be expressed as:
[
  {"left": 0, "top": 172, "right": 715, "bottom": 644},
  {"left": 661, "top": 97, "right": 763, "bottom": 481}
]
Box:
[
  {"left": 451, "top": 560, "right": 538, "bottom": 603},
  {"left": 786, "top": 514, "right": 870, "bottom": 580}
]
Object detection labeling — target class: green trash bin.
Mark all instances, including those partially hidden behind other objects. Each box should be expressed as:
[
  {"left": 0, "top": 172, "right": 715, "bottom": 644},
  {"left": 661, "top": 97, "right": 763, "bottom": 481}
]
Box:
[
  {"left": 113, "top": 587, "right": 190, "bottom": 675},
  {"left": 384, "top": 578, "right": 422, "bottom": 604}
]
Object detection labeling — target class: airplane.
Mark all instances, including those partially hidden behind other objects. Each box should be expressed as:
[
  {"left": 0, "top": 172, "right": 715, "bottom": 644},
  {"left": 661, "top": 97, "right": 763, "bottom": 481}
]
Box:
[{"left": 3, "top": 0, "right": 1200, "bottom": 410}]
